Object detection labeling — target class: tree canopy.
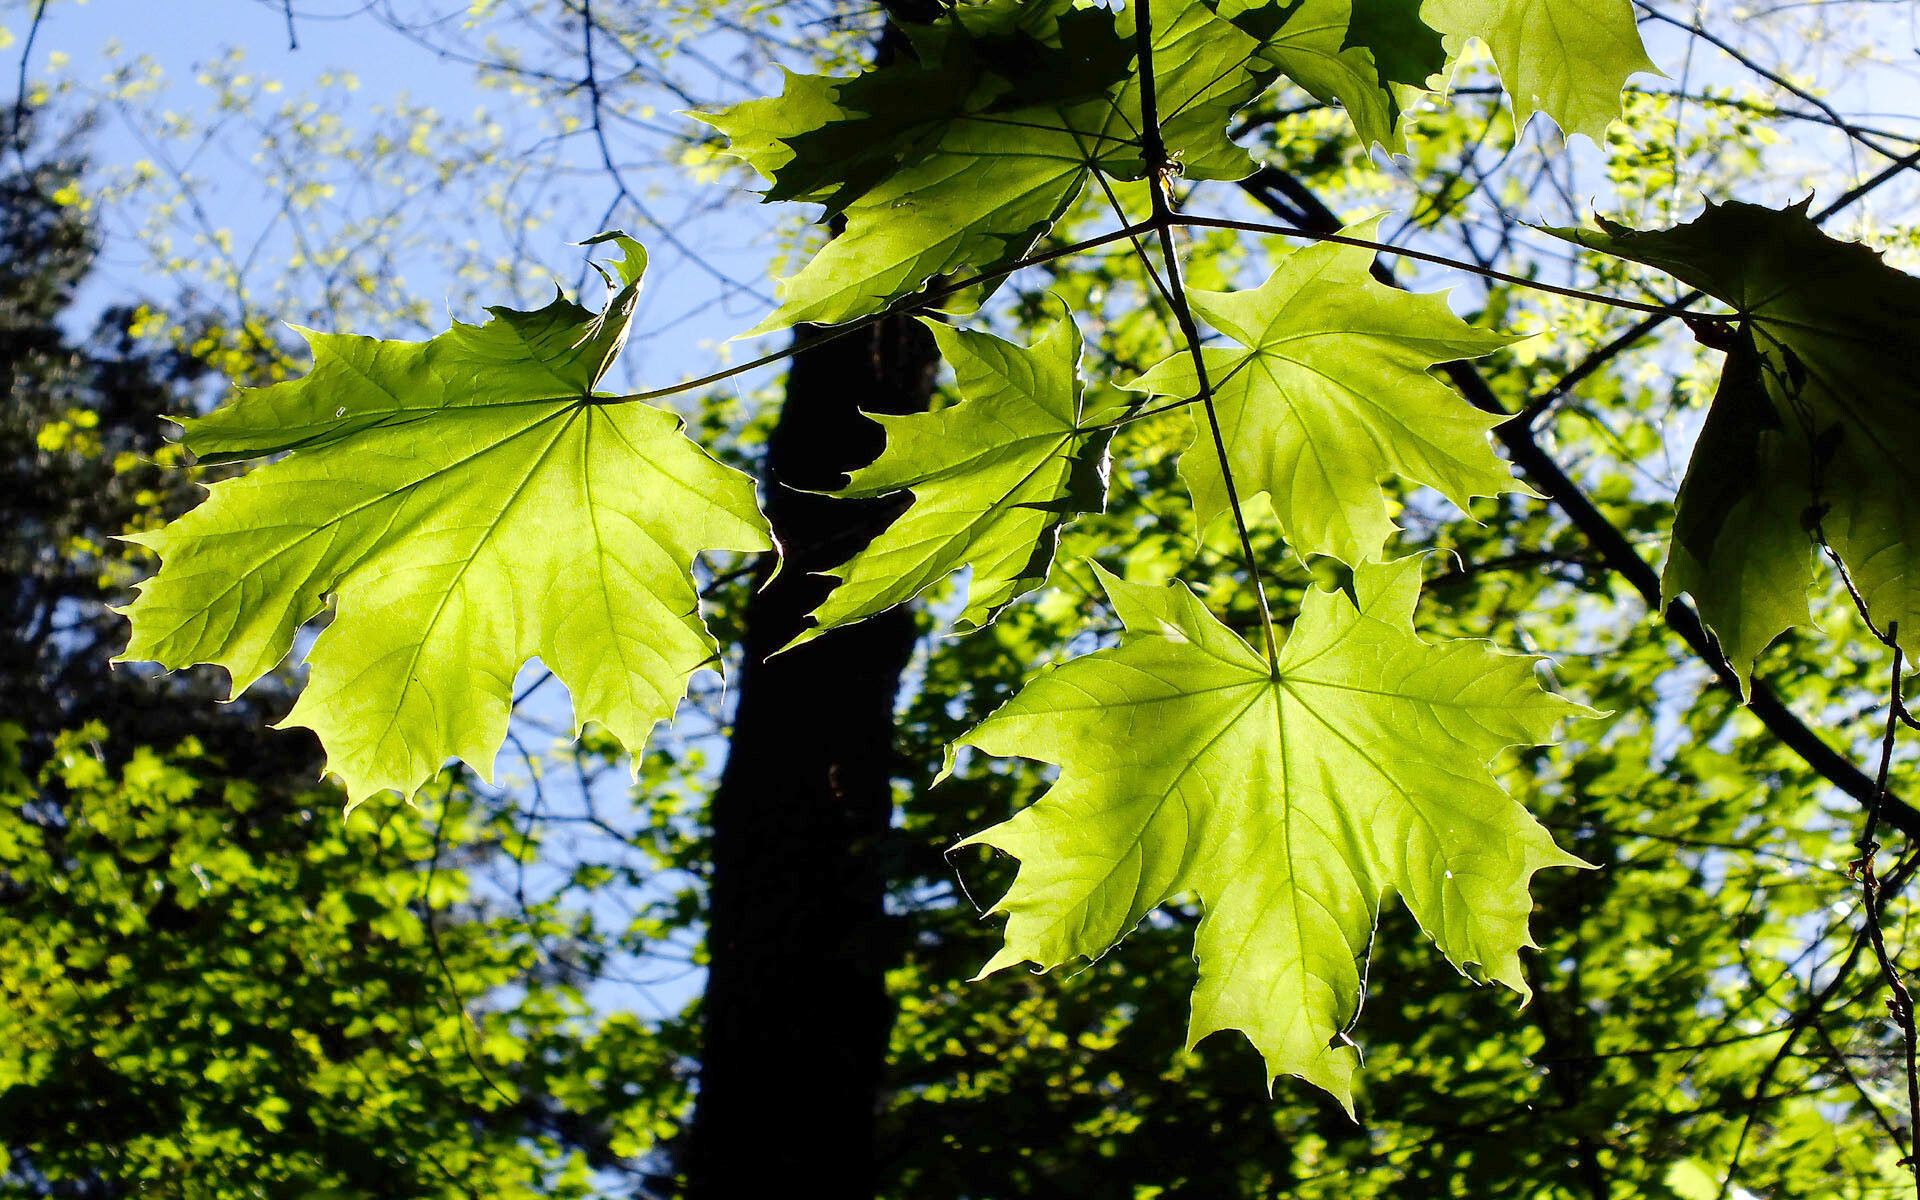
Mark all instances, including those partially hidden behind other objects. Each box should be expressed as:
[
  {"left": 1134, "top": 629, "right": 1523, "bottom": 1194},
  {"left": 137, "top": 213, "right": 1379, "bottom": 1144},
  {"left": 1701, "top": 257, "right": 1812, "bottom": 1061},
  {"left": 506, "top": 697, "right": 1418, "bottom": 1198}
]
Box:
[{"left": 7, "top": 0, "right": 1920, "bottom": 1196}]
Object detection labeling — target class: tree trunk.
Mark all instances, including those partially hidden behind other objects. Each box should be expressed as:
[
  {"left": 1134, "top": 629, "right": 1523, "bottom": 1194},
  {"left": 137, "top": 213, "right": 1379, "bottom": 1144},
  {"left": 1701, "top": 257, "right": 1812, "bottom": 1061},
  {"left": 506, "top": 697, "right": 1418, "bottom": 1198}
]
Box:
[{"left": 684, "top": 313, "right": 937, "bottom": 1195}]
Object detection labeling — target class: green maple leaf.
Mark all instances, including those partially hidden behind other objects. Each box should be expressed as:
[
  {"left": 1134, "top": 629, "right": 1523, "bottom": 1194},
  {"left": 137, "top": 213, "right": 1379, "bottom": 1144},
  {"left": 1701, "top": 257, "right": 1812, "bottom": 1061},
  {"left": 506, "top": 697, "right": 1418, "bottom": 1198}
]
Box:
[
  {"left": 799, "top": 314, "right": 1123, "bottom": 644},
  {"left": 1219, "top": 0, "right": 1414, "bottom": 150},
  {"left": 702, "top": 0, "right": 1268, "bottom": 331},
  {"left": 1660, "top": 329, "right": 1816, "bottom": 680},
  {"left": 1344, "top": 0, "right": 1448, "bottom": 90},
  {"left": 117, "top": 235, "right": 772, "bottom": 805},
  {"left": 700, "top": 2, "right": 1130, "bottom": 218},
  {"left": 957, "top": 558, "right": 1588, "bottom": 1104},
  {"left": 1550, "top": 199, "right": 1920, "bottom": 680},
  {"left": 1422, "top": 0, "right": 1659, "bottom": 141},
  {"left": 1123, "top": 218, "right": 1524, "bottom": 564}
]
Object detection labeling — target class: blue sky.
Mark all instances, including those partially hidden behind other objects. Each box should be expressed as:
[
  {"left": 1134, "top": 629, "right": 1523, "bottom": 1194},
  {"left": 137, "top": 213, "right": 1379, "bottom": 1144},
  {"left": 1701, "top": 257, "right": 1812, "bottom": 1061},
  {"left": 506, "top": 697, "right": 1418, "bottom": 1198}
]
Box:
[
  {"left": 3, "top": 0, "right": 797, "bottom": 399},
  {"left": 12, "top": 0, "right": 1919, "bottom": 386}
]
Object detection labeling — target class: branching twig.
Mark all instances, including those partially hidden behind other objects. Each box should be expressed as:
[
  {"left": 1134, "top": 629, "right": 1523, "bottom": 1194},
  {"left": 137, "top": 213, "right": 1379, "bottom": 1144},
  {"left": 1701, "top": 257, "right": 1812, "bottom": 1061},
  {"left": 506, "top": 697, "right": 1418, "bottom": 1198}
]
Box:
[
  {"left": 1714, "top": 854, "right": 1919, "bottom": 1198},
  {"left": 1636, "top": 1, "right": 1920, "bottom": 178},
  {"left": 576, "top": 0, "right": 772, "bottom": 306},
  {"left": 9, "top": 0, "right": 49, "bottom": 169},
  {"left": 1131, "top": 0, "right": 1279, "bottom": 670},
  {"left": 1855, "top": 620, "right": 1920, "bottom": 1196}
]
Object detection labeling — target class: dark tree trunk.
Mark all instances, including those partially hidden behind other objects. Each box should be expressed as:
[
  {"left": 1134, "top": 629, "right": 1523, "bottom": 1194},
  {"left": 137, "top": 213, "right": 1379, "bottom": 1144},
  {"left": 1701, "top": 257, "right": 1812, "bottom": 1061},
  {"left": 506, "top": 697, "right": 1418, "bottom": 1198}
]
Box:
[{"left": 684, "top": 313, "right": 938, "bottom": 1195}]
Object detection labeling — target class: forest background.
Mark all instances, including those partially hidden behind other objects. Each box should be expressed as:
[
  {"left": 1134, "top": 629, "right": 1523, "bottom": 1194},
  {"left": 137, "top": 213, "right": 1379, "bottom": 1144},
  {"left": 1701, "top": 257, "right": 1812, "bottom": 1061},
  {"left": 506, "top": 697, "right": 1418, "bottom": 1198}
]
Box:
[{"left": 4, "top": 0, "right": 1920, "bottom": 1197}]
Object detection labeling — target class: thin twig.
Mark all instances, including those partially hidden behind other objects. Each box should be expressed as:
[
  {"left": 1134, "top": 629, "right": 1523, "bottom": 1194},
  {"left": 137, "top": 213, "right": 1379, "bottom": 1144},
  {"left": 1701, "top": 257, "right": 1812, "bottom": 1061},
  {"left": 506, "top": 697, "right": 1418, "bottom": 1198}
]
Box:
[
  {"left": 1716, "top": 911, "right": 1874, "bottom": 1196},
  {"left": 422, "top": 783, "right": 522, "bottom": 1112},
  {"left": 1856, "top": 620, "right": 1920, "bottom": 1197},
  {"left": 1176, "top": 214, "right": 1726, "bottom": 320},
  {"left": 1132, "top": 0, "right": 1279, "bottom": 670},
  {"left": 10, "top": 0, "right": 49, "bottom": 169}
]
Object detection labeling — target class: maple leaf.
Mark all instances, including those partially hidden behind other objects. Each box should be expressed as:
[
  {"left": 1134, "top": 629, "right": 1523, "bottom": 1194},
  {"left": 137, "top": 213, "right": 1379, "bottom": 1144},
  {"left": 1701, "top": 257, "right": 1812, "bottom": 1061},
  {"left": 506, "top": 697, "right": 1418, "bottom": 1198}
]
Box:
[
  {"left": 1123, "top": 218, "right": 1525, "bottom": 564},
  {"left": 957, "top": 559, "right": 1589, "bottom": 1104},
  {"left": 701, "top": 0, "right": 1269, "bottom": 331},
  {"left": 1343, "top": 0, "right": 1448, "bottom": 92},
  {"left": 1219, "top": 0, "right": 1412, "bottom": 150},
  {"left": 798, "top": 314, "right": 1123, "bottom": 644},
  {"left": 1422, "top": 0, "right": 1659, "bottom": 141},
  {"left": 1659, "top": 329, "right": 1816, "bottom": 680},
  {"left": 1550, "top": 199, "right": 1920, "bottom": 680},
  {"left": 117, "top": 235, "right": 772, "bottom": 805}
]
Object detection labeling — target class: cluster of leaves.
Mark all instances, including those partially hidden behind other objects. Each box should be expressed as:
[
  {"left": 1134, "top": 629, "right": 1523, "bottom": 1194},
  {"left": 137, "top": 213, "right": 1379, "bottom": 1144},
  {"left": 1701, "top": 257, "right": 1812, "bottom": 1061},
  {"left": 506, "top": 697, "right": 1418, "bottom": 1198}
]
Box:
[
  {"left": 864, "top": 127, "right": 1914, "bottom": 1183},
  {"left": 114, "top": 0, "right": 1920, "bottom": 1117},
  {"left": 875, "top": 464, "right": 1910, "bottom": 1194}
]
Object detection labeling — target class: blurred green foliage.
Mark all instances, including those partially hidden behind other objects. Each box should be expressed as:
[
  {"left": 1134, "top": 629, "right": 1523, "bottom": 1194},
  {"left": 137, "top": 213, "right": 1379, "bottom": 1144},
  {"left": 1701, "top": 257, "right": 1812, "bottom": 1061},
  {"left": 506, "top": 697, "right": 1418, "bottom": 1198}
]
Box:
[{"left": 0, "top": 118, "right": 680, "bottom": 1198}]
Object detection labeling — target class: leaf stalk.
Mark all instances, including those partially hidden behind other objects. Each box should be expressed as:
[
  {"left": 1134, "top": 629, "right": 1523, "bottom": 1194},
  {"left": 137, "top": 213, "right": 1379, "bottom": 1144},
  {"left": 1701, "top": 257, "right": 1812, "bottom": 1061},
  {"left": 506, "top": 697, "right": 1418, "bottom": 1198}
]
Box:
[{"left": 1131, "top": 0, "right": 1281, "bottom": 673}]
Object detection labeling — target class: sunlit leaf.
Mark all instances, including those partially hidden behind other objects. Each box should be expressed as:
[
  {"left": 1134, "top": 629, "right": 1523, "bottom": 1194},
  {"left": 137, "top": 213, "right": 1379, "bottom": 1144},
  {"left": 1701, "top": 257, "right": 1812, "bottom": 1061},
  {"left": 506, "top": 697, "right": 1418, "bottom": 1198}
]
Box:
[
  {"left": 1124, "top": 218, "right": 1523, "bottom": 564},
  {"left": 800, "top": 313, "right": 1123, "bottom": 642},
  {"left": 958, "top": 559, "right": 1589, "bottom": 1104},
  {"left": 119, "top": 237, "right": 772, "bottom": 804},
  {"left": 1423, "top": 0, "right": 1659, "bottom": 141}
]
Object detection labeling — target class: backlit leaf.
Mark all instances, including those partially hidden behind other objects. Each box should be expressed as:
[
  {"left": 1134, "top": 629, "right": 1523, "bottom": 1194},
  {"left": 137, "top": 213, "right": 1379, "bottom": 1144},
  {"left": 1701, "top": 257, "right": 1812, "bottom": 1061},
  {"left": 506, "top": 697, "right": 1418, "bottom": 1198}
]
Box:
[
  {"left": 1219, "top": 0, "right": 1408, "bottom": 150},
  {"left": 702, "top": 0, "right": 1269, "bottom": 331},
  {"left": 118, "top": 236, "right": 772, "bottom": 804},
  {"left": 957, "top": 559, "right": 1589, "bottom": 1104},
  {"left": 1422, "top": 0, "right": 1659, "bottom": 141},
  {"left": 1550, "top": 199, "right": 1920, "bottom": 681},
  {"left": 1123, "top": 218, "right": 1524, "bottom": 564},
  {"left": 799, "top": 313, "right": 1124, "bottom": 642}
]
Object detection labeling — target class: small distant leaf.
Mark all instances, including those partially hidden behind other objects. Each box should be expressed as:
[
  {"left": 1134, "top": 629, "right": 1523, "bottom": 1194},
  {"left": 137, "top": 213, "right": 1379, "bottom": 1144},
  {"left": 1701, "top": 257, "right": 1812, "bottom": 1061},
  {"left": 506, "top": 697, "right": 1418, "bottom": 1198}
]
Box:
[
  {"left": 799, "top": 314, "right": 1123, "bottom": 643},
  {"left": 1123, "top": 218, "right": 1524, "bottom": 564},
  {"left": 118, "top": 236, "right": 772, "bottom": 805},
  {"left": 1549, "top": 199, "right": 1920, "bottom": 681},
  {"left": 958, "top": 559, "right": 1589, "bottom": 1104},
  {"left": 1422, "top": 0, "right": 1659, "bottom": 141}
]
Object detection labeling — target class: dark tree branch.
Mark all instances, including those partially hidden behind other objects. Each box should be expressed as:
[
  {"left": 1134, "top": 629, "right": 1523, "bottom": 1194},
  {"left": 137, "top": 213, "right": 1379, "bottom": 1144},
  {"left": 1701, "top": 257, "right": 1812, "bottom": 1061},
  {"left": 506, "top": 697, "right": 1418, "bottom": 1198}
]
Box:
[{"left": 9, "top": 1, "right": 50, "bottom": 169}]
